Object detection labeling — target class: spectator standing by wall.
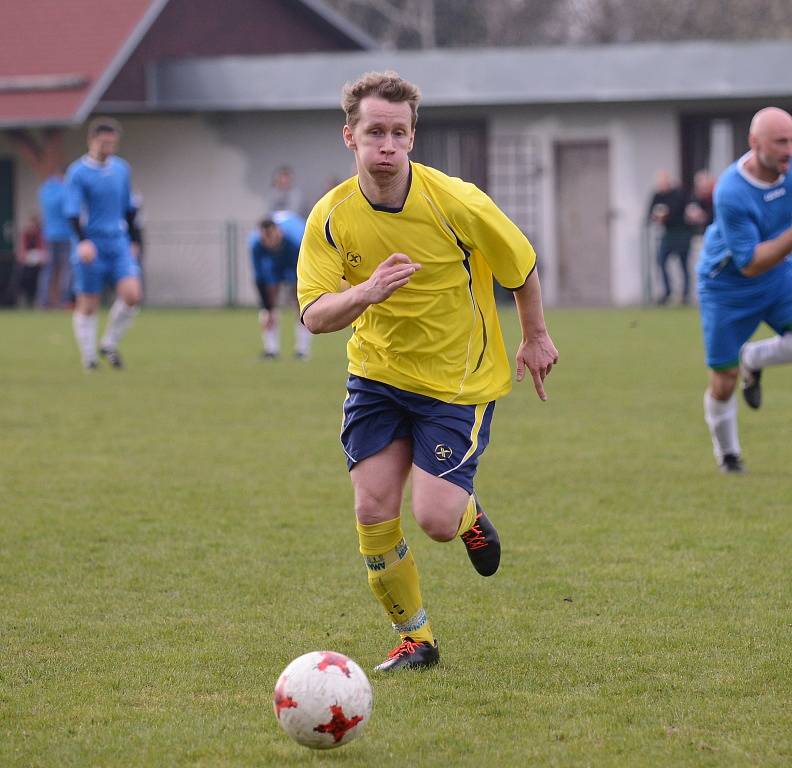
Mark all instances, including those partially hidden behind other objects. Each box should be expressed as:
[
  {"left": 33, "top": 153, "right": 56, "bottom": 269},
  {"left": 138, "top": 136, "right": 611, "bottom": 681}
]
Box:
[
  {"left": 266, "top": 165, "right": 305, "bottom": 217},
  {"left": 17, "top": 213, "right": 45, "bottom": 307},
  {"left": 648, "top": 170, "right": 694, "bottom": 305}
]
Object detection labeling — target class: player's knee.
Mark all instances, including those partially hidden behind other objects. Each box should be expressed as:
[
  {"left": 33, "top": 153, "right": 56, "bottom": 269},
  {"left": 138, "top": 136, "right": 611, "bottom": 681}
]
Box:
[
  {"left": 119, "top": 283, "right": 141, "bottom": 306},
  {"left": 417, "top": 518, "right": 457, "bottom": 542},
  {"left": 354, "top": 488, "right": 400, "bottom": 525},
  {"left": 413, "top": 503, "right": 459, "bottom": 542},
  {"left": 710, "top": 370, "right": 737, "bottom": 400},
  {"left": 76, "top": 297, "right": 98, "bottom": 315}
]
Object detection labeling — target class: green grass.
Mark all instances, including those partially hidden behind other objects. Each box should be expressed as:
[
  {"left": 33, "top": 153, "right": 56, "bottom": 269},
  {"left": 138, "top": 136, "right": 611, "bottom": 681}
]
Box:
[{"left": 1, "top": 306, "right": 790, "bottom": 767}]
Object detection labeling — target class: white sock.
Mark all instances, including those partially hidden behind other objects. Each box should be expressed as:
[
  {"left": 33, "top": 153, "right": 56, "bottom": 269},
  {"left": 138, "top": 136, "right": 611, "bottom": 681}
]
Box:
[
  {"left": 101, "top": 299, "right": 138, "bottom": 350},
  {"left": 741, "top": 332, "right": 792, "bottom": 371},
  {"left": 258, "top": 311, "right": 267, "bottom": 350},
  {"left": 72, "top": 312, "right": 98, "bottom": 366},
  {"left": 266, "top": 325, "right": 280, "bottom": 355},
  {"left": 703, "top": 390, "right": 740, "bottom": 462},
  {"left": 295, "top": 322, "right": 312, "bottom": 357}
]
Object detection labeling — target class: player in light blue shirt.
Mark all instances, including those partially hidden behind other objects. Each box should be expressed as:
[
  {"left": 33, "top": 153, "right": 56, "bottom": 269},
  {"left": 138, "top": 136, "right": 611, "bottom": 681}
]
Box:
[
  {"left": 696, "top": 107, "right": 792, "bottom": 473},
  {"left": 248, "top": 212, "right": 311, "bottom": 359},
  {"left": 65, "top": 117, "right": 142, "bottom": 370},
  {"left": 36, "top": 172, "right": 73, "bottom": 307}
]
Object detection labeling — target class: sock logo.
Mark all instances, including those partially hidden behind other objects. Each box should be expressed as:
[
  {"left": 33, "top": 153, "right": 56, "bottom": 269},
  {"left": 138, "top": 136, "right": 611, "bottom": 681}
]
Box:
[{"left": 434, "top": 444, "right": 453, "bottom": 461}]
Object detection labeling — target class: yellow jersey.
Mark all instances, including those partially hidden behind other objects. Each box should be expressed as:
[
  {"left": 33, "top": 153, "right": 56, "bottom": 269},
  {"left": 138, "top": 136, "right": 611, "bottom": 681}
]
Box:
[{"left": 297, "top": 162, "right": 536, "bottom": 404}]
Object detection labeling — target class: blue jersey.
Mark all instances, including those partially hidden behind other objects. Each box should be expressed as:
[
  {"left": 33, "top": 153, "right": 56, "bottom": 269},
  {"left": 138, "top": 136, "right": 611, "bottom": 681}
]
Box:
[
  {"left": 38, "top": 176, "right": 71, "bottom": 241},
  {"left": 272, "top": 211, "right": 305, "bottom": 248},
  {"left": 249, "top": 231, "right": 278, "bottom": 283},
  {"left": 249, "top": 212, "right": 305, "bottom": 283},
  {"left": 697, "top": 154, "right": 792, "bottom": 289},
  {"left": 272, "top": 211, "right": 305, "bottom": 279},
  {"left": 64, "top": 155, "right": 133, "bottom": 240}
]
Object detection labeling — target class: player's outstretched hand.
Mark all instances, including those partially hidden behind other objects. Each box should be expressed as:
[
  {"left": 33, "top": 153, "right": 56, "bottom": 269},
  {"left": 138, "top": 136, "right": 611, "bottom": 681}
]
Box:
[
  {"left": 77, "top": 239, "right": 97, "bottom": 264},
  {"left": 364, "top": 253, "right": 421, "bottom": 304},
  {"left": 515, "top": 331, "right": 559, "bottom": 401}
]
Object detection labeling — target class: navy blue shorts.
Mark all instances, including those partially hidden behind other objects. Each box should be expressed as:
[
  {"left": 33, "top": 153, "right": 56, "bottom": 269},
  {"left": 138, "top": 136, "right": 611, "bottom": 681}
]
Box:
[{"left": 340, "top": 375, "right": 495, "bottom": 494}]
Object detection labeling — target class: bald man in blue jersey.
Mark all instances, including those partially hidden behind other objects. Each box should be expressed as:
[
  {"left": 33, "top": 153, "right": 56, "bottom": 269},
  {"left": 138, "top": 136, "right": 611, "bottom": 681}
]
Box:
[
  {"left": 65, "top": 117, "right": 142, "bottom": 370},
  {"left": 697, "top": 107, "right": 792, "bottom": 473}
]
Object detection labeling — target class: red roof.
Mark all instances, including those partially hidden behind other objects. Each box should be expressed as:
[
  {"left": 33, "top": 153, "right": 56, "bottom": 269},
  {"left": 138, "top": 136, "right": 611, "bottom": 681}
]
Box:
[{"left": 0, "top": 0, "right": 161, "bottom": 127}]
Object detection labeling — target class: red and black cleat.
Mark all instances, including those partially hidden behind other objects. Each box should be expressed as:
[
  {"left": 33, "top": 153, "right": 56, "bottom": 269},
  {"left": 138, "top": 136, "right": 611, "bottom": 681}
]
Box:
[
  {"left": 460, "top": 501, "right": 501, "bottom": 577},
  {"left": 373, "top": 637, "right": 439, "bottom": 672}
]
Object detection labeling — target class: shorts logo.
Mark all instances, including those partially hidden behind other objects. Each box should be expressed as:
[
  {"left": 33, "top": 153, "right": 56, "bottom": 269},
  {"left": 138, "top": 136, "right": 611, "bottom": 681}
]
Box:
[
  {"left": 435, "top": 444, "right": 453, "bottom": 461},
  {"left": 346, "top": 251, "right": 361, "bottom": 267}
]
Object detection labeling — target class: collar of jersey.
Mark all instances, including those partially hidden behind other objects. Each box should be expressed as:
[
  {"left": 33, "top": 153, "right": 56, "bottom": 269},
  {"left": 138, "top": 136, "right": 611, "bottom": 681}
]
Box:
[
  {"left": 736, "top": 151, "right": 786, "bottom": 189},
  {"left": 360, "top": 163, "right": 412, "bottom": 213},
  {"left": 81, "top": 154, "right": 113, "bottom": 170}
]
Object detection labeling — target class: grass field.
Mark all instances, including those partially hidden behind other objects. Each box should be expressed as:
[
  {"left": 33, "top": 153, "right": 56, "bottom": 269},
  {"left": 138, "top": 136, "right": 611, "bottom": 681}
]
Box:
[{"left": 2, "top": 306, "right": 791, "bottom": 767}]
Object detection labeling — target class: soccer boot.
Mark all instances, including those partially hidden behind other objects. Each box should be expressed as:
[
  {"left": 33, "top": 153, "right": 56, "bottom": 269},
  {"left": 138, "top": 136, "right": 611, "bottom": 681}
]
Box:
[
  {"left": 739, "top": 363, "right": 762, "bottom": 410},
  {"left": 100, "top": 346, "right": 124, "bottom": 369},
  {"left": 373, "top": 637, "right": 439, "bottom": 672},
  {"left": 720, "top": 453, "right": 745, "bottom": 475},
  {"left": 84, "top": 359, "right": 99, "bottom": 371},
  {"left": 460, "top": 501, "right": 501, "bottom": 577}
]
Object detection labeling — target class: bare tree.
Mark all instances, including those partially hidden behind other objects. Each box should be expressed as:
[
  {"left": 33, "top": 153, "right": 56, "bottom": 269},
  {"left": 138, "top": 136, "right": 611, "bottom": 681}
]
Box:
[
  {"left": 326, "top": 0, "right": 792, "bottom": 48},
  {"left": 565, "top": 0, "right": 792, "bottom": 43},
  {"left": 330, "top": 0, "right": 436, "bottom": 48}
]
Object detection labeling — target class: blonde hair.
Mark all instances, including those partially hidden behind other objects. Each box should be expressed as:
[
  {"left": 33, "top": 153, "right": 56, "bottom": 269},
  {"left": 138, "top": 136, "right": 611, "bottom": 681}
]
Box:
[{"left": 341, "top": 70, "right": 421, "bottom": 129}]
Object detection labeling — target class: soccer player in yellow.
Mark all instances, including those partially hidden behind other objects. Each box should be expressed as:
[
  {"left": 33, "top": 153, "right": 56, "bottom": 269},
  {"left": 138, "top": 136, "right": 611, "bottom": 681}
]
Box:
[{"left": 298, "top": 71, "right": 558, "bottom": 671}]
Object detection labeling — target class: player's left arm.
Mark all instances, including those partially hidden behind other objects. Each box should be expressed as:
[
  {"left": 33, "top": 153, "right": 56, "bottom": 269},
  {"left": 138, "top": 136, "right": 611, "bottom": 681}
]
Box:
[
  {"left": 453, "top": 187, "right": 557, "bottom": 399},
  {"left": 119, "top": 161, "right": 141, "bottom": 254},
  {"left": 512, "top": 270, "right": 558, "bottom": 401}
]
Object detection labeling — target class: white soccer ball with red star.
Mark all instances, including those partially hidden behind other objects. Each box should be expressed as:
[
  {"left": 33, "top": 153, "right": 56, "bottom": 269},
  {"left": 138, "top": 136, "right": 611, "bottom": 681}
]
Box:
[{"left": 273, "top": 651, "right": 373, "bottom": 749}]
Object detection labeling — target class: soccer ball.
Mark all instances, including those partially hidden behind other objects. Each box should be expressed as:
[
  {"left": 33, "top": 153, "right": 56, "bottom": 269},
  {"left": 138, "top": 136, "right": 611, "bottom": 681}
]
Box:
[{"left": 273, "top": 651, "right": 373, "bottom": 749}]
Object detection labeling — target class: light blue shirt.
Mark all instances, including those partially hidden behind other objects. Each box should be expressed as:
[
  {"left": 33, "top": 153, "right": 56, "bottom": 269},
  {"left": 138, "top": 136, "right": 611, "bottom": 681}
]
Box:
[
  {"left": 64, "top": 155, "right": 132, "bottom": 239},
  {"left": 698, "top": 153, "right": 792, "bottom": 288},
  {"left": 38, "top": 176, "right": 71, "bottom": 241}
]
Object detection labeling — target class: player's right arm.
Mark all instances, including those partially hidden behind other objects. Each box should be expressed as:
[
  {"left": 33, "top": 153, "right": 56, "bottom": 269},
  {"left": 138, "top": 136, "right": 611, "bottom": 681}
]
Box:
[
  {"left": 298, "top": 202, "right": 420, "bottom": 334},
  {"left": 302, "top": 253, "right": 421, "bottom": 333},
  {"left": 64, "top": 165, "right": 96, "bottom": 263},
  {"left": 717, "top": 185, "right": 792, "bottom": 277},
  {"left": 740, "top": 226, "right": 792, "bottom": 277}
]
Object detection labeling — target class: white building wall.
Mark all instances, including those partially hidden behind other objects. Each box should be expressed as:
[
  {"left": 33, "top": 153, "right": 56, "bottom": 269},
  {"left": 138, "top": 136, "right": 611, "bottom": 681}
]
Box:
[{"left": 488, "top": 103, "right": 678, "bottom": 306}]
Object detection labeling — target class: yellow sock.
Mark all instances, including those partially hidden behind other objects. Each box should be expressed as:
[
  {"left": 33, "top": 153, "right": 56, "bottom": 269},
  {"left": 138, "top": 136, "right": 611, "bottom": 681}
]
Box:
[
  {"left": 456, "top": 495, "right": 478, "bottom": 537},
  {"left": 357, "top": 518, "right": 434, "bottom": 644}
]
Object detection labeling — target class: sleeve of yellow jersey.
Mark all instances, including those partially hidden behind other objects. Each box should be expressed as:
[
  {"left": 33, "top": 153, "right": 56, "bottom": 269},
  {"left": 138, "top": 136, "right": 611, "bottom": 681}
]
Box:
[
  {"left": 297, "top": 207, "right": 345, "bottom": 318},
  {"left": 451, "top": 184, "right": 537, "bottom": 289}
]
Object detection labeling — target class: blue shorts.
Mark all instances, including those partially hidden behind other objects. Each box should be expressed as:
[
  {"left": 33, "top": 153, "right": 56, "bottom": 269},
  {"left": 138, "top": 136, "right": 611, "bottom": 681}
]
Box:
[
  {"left": 71, "top": 237, "right": 140, "bottom": 295},
  {"left": 698, "top": 263, "right": 792, "bottom": 369},
  {"left": 340, "top": 375, "right": 495, "bottom": 494}
]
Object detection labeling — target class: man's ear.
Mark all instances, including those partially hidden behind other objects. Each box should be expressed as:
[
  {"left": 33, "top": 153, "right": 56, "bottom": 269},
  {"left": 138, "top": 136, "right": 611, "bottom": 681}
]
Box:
[{"left": 343, "top": 125, "right": 356, "bottom": 150}]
